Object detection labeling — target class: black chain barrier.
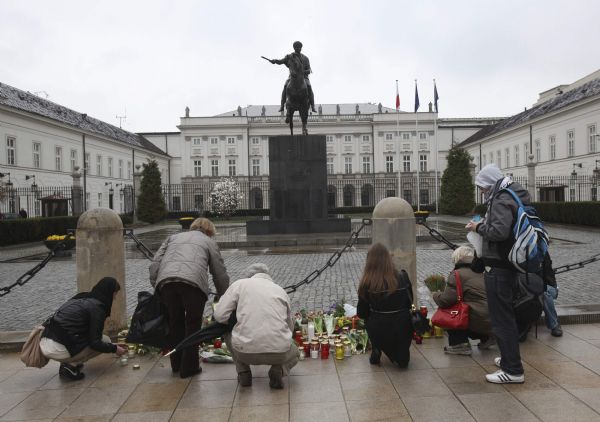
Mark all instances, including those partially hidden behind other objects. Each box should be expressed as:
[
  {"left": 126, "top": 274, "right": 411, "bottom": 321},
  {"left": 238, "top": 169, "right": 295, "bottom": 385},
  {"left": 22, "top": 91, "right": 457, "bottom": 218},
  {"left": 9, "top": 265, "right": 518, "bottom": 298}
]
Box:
[
  {"left": 417, "top": 221, "right": 600, "bottom": 275},
  {"left": 124, "top": 229, "right": 155, "bottom": 260},
  {"left": 0, "top": 241, "right": 67, "bottom": 297},
  {"left": 283, "top": 218, "right": 372, "bottom": 294}
]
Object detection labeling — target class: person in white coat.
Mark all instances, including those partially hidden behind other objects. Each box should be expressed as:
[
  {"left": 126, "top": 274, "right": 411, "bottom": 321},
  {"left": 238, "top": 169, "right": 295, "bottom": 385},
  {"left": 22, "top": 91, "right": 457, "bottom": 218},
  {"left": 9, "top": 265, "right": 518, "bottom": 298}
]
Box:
[{"left": 213, "top": 263, "right": 298, "bottom": 389}]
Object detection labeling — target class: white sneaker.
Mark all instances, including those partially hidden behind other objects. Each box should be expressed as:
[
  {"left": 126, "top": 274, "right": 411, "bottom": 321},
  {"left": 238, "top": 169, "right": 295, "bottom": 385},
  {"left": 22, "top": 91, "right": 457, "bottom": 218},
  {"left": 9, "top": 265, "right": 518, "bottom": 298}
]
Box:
[
  {"left": 486, "top": 369, "right": 524, "bottom": 384},
  {"left": 494, "top": 357, "right": 501, "bottom": 368}
]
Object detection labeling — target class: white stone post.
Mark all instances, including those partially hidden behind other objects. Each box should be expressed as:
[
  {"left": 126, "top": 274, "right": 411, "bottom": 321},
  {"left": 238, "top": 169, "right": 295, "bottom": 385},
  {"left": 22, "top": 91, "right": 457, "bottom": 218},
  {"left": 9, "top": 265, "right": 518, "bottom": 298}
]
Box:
[
  {"left": 527, "top": 154, "right": 537, "bottom": 202},
  {"left": 76, "top": 208, "right": 126, "bottom": 334},
  {"left": 372, "top": 197, "right": 418, "bottom": 304}
]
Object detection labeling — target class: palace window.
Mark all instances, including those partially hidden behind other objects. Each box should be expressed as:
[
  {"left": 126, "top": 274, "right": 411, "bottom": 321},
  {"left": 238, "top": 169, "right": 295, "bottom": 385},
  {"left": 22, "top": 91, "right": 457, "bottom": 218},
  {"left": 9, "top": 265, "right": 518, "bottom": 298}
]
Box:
[
  {"left": 251, "top": 137, "right": 260, "bottom": 145},
  {"left": 210, "top": 137, "right": 218, "bottom": 145},
  {"left": 33, "top": 142, "right": 41, "bottom": 169},
  {"left": 535, "top": 139, "right": 541, "bottom": 162},
  {"left": 96, "top": 155, "right": 102, "bottom": 176},
  {"left": 344, "top": 157, "right": 352, "bottom": 174},
  {"left": 192, "top": 138, "right": 201, "bottom": 145},
  {"left": 228, "top": 159, "right": 236, "bottom": 176},
  {"left": 362, "top": 156, "right": 371, "bottom": 174},
  {"left": 514, "top": 145, "right": 519, "bottom": 166},
  {"left": 55, "top": 146, "right": 63, "bottom": 171},
  {"left": 344, "top": 135, "right": 352, "bottom": 143},
  {"left": 211, "top": 159, "right": 219, "bottom": 176},
  {"left": 118, "top": 159, "right": 123, "bottom": 178},
  {"left": 589, "top": 125, "right": 597, "bottom": 153},
  {"left": 567, "top": 130, "right": 575, "bottom": 157},
  {"left": 107, "top": 157, "right": 113, "bottom": 177},
  {"left": 194, "top": 160, "right": 201, "bottom": 177},
  {"left": 362, "top": 135, "right": 370, "bottom": 143},
  {"left": 403, "top": 155, "right": 411, "bottom": 172},
  {"left": 419, "top": 132, "right": 427, "bottom": 140},
  {"left": 419, "top": 154, "right": 427, "bottom": 172},
  {"left": 227, "top": 137, "right": 236, "bottom": 145},
  {"left": 385, "top": 133, "right": 393, "bottom": 140},
  {"left": 496, "top": 150, "right": 501, "bottom": 168},
  {"left": 549, "top": 136, "right": 556, "bottom": 160},
  {"left": 252, "top": 159, "right": 260, "bottom": 176},
  {"left": 6, "top": 136, "right": 16, "bottom": 165},
  {"left": 127, "top": 161, "right": 132, "bottom": 179},
  {"left": 505, "top": 148, "right": 510, "bottom": 168},
  {"left": 70, "top": 149, "right": 77, "bottom": 171},
  {"left": 402, "top": 133, "right": 410, "bottom": 140},
  {"left": 327, "top": 157, "right": 334, "bottom": 175},
  {"left": 385, "top": 156, "right": 394, "bottom": 173}
]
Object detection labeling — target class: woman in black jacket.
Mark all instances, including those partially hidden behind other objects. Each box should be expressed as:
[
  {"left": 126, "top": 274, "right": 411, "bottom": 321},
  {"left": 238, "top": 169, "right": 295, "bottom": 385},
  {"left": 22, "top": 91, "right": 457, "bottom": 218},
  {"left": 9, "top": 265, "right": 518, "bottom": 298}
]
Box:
[
  {"left": 40, "top": 277, "right": 126, "bottom": 380},
  {"left": 357, "top": 243, "right": 413, "bottom": 367}
]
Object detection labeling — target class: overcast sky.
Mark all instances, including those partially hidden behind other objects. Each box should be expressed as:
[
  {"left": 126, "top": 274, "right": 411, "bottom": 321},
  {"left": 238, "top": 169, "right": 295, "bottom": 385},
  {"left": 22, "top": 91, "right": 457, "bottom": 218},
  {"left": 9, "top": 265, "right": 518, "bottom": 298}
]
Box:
[{"left": 1, "top": 0, "right": 599, "bottom": 132}]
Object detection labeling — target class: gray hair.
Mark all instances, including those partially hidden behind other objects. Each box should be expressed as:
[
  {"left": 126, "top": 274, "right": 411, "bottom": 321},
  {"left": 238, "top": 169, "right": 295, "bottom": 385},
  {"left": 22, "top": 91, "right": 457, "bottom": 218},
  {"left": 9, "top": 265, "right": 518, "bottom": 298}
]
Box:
[
  {"left": 452, "top": 246, "right": 474, "bottom": 265},
  {"left": 245, "top": 263, "right": 269, "bottom": 278}
]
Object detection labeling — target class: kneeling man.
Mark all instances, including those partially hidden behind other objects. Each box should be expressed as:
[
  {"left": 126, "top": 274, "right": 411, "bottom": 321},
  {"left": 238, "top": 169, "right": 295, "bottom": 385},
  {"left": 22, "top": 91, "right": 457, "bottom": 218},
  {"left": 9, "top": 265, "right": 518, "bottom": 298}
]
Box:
[{"left": 214, "top": 263, "right": 298, "bottom": 389}]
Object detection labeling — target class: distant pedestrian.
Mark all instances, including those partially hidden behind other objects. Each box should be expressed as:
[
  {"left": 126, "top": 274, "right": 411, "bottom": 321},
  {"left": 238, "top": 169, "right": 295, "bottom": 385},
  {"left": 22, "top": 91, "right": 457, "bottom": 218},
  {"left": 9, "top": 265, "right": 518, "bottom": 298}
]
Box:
[
  {"left": 466, "top": 163, "right": 528, "bottom": 384},
  {"left": 19, "top": 208, "right": 27, "bottom": 218},
  {"left": 149, "top": 217, "right": 230, "bottom": 378},
  {"left": 40, "top": 277, "right": 126, "bottom": 380},
  {"left": 356, "top": 243, "right": 413, "bottom": 368}
]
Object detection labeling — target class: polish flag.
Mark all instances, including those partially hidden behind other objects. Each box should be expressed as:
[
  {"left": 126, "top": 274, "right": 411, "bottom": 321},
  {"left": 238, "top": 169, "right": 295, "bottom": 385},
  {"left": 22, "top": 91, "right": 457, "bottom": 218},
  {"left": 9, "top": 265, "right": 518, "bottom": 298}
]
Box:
[{"left": 395, "top": 80, "right": 400, "bottom": 111}]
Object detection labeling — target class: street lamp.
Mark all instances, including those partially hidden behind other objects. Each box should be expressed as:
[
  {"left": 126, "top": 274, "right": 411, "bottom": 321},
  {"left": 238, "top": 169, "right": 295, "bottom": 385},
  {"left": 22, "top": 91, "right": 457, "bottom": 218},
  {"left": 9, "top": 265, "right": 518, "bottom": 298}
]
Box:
[
  {"left": 571, "top": 163, "right": 582, "bottom": 178},
  {"left": 105, "top": 182, "right": 114, "bottom": 196},
  {"left": 0, "top": 172, "right": 11, "bottom": 184}
]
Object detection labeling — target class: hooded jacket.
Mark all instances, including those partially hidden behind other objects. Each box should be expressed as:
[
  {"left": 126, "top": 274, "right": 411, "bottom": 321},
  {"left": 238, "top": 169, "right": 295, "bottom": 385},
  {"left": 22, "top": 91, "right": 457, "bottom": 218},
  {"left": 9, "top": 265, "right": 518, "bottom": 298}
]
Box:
[
  {"left": 476, "top": 179, "right": 531, "bottom": 269},
  {"left": 149, "top": 230, "right": 229, "bottom": 297}
]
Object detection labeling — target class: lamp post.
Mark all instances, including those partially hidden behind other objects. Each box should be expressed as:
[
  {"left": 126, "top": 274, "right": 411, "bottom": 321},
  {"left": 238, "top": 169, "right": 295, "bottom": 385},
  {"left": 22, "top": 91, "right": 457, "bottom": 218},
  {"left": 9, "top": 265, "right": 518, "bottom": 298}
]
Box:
[
  {"left": 571, "top": 163, "right": 582, "bottom": 201},
  {"left": 25, "top": 175, "right": 38, "bottom": 216}
]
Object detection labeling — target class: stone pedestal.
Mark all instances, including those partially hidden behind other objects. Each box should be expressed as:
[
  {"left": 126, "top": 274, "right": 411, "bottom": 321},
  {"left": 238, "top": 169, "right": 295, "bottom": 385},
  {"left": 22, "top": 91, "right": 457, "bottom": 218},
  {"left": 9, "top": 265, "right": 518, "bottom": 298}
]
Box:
[
  {"left": 372, "top": 197, "right": 418, "bottom": 304},
  {"left": 247, "top": 135, "right": 350, "bottom": 235},
  {"left": 76, "top": 208, "right": 126, "bottom": 334}
]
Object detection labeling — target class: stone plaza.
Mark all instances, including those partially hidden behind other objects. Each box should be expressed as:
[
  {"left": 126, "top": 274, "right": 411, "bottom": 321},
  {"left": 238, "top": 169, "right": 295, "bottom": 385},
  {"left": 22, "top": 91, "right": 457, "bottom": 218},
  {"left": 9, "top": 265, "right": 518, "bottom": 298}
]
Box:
[{"left": 1, "top": 215, "right": 600, "bottom": 421}]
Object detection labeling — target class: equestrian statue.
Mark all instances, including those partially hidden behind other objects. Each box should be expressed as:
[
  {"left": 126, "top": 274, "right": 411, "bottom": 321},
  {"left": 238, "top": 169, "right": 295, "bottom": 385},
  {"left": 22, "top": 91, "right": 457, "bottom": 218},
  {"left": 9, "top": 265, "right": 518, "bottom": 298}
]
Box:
[{"left": 263, "top": 41, "right": 316, "bottom": 135}]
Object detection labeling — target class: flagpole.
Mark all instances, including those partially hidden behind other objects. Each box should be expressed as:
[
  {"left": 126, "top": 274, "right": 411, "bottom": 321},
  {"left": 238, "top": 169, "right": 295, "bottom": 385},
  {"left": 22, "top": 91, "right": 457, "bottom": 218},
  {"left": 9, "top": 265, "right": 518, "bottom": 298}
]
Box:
[
  {"left": 395, "top": 80, "right": 401, "bottom": 199},
  {"left": 415, "top": 79, "right": 420, "bottom": 211},
  {"left": 434, "top": 78, "right": 439, "bottom": 215}
]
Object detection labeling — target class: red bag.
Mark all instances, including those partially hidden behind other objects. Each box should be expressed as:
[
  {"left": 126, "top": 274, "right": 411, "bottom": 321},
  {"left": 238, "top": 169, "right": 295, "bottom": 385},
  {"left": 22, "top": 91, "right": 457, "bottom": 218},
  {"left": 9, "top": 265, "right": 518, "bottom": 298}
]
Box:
[{"left": 431, "top": 270, "right": 470, "bottom": 330}]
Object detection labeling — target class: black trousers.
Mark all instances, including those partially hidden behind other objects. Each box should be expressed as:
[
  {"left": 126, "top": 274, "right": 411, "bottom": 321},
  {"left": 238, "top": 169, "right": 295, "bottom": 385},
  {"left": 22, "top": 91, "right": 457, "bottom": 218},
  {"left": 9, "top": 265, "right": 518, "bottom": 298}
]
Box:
[
  {"left": 160, "top": 281, "right": 207, "bottom": 376},
  {"left": 447, "top": 329, "right": 488, "bottom": 346},
  {"left": 484, "top": 267, "right": 524, "bottom": 375}
]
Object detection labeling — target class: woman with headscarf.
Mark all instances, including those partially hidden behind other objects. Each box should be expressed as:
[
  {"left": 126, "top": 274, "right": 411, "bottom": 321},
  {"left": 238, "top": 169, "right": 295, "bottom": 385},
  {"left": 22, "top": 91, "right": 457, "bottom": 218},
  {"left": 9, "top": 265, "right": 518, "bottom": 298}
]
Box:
[
  {"left": 149, "top": 217, "right": 230, "bottom": 378},
  {"left": 356, "top": 243, "right": 414, "bottom": 367},
  {"left": 40, "top": 277, "right": 126, "bottom": 380}
]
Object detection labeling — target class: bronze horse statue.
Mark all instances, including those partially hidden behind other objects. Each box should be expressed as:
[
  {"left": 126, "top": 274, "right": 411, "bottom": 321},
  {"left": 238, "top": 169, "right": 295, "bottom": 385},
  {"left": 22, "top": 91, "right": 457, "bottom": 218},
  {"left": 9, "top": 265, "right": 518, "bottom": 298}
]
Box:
[{"left": 283, "top": 54, "right": 310, "bottom": 135}]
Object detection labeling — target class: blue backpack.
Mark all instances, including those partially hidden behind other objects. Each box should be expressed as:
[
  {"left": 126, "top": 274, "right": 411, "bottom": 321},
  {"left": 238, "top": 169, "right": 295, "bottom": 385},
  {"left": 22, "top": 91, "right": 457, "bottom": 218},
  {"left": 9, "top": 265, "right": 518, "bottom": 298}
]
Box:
[{"left": 502, "top": 188, "right": 549, "bottom": 273}]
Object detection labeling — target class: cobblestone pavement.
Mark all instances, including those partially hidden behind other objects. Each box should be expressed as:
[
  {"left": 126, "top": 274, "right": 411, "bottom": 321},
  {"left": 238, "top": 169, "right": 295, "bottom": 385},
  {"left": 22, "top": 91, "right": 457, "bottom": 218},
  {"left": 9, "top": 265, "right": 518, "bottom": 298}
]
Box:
[{"left": 1, "top": 218, "right": 599, "bottom": 331}]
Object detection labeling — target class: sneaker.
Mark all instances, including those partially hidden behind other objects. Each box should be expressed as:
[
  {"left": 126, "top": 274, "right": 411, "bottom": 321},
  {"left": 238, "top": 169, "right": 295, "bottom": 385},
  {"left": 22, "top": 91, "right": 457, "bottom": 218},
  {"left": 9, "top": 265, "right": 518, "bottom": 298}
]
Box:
[
  {"left": 551, "top": 325, "right": 563, "bottom": 337},
  {"left": 59, "top": 363, "right": 85, "bottom": 381},
  {"left": 494, "top": 357, "right": 502, "bottom": 368},
  {"left": 238, "top": 371, "right": 252, "bottom": 387},
  {"left": 369, "top": 347, "right": 381, "bottom": 365},
  {"left": 268, "top": 366, "right": 284, "bottom": 389},
  {"left": 485, "top": 369, "right": 524, "bottom": 384},
  {"left": 477, "top": 337, "right": 496, "bottom": 350},
  {"left": 443, "top": 343, "right": 472, "bottom": 355}
]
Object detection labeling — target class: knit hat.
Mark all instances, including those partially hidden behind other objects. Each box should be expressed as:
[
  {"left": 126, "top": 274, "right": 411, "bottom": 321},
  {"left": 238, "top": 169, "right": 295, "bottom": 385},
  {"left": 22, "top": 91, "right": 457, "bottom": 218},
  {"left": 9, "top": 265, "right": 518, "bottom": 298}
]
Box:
[{"left": 475, "top": 164, "right": 503, "bottom": 189}]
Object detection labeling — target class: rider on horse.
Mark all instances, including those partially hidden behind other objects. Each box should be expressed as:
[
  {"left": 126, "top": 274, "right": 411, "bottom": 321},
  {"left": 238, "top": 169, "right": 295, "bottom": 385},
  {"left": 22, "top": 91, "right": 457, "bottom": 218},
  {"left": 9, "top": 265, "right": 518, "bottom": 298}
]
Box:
[{"left": 269, "top": 41, "right": 316, "bottom": 113}]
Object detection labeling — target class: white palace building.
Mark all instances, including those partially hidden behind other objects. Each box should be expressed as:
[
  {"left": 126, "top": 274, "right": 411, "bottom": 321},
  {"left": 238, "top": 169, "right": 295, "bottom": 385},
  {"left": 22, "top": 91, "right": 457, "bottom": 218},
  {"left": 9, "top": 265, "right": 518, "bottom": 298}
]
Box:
[{"left": 2, "top": 68, "right": 598, "bottom": 217}]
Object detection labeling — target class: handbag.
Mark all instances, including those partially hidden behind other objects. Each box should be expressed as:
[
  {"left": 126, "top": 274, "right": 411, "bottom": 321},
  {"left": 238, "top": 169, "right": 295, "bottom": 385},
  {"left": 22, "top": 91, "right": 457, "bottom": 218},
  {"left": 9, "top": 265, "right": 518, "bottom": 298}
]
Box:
[
  {"left": 431, "top": 270, "right": 470, "bottom": 330},
  {"left": 401, "top": 270, "right": 430, "bottom": 336},
  {"left": 20, "top": 326, "right": 50, "bottom": 368},
  {"left": 126, "top": 291, "right": 170, "bottom": 349}
]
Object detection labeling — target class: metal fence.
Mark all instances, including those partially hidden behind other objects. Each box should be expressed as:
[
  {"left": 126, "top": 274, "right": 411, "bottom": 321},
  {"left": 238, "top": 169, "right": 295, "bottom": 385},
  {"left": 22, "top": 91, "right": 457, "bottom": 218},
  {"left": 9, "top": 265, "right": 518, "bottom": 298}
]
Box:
[
  {"left": 161, "top": 175, "right": 442, "bottom": 212},
  {"left": 0, "top": 186, "right": 82, "bottom": 217}
]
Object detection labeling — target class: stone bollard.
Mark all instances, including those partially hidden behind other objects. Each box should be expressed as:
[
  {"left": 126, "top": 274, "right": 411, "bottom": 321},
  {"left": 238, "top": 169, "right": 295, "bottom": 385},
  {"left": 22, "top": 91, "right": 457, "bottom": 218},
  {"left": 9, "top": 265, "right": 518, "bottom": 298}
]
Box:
[
  {"left": 372, "top": 197, "right": 417, "bottom": 305},
  {"left": 76, "top": 208, "right": 126, "bottom": 334}
]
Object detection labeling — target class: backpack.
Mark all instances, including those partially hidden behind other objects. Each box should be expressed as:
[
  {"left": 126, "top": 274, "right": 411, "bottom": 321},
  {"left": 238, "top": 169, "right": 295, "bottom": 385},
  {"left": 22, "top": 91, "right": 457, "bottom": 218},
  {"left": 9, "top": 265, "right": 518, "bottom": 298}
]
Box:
[
  {"left": 126, "top": 291, "right": 170, "bottom": 349},
  {"left": 513, "top": 272, "right": 544, "bottom": 329},
  {"left": 502, "top": 188, "right": 549, "bottom": 273}
]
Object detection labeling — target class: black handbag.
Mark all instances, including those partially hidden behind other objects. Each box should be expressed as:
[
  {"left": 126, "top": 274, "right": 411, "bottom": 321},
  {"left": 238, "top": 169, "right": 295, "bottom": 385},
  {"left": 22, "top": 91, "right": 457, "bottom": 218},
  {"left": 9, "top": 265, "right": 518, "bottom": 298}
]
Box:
[
  {"left": 126, "top": 291, "right": 170, "bottom": 349},
  {"left": 400, "top": 270, "right": 430, "bottom": 336}
]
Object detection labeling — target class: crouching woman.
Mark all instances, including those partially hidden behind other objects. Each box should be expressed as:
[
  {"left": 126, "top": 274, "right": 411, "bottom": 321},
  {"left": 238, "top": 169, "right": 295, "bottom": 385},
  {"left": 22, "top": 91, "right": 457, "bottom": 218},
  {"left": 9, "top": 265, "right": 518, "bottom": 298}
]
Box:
[
  {"left": 357, "top": 243, "right": 414, "bottom": 367},
  {"left": 40, "top": 277, "right": 126, "bottom": 380},
  {"left": 433, "top": 246, "right": 493, "bottom": 355}
]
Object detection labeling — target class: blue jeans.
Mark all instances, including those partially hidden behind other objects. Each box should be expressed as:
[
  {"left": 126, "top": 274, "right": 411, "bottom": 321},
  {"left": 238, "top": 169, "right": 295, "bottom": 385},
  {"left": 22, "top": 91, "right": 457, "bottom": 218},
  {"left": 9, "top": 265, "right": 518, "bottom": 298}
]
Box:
[
  {"left": 484, "top": 267, "right": 524, "bottom": 375},
  {"left": 544, "top": 286, "right": 559, "bottom": 330}
]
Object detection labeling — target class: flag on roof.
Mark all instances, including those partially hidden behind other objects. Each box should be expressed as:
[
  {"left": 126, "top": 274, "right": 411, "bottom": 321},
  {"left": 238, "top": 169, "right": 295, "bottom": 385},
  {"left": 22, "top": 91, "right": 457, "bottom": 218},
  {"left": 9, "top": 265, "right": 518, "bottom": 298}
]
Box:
[
  {"left": 395, "top": 80, "right": 400, "bottom": 111},
  {"left": 434, "top": 80, "right": 439, "bottom": 113},
  {"left": 414, "top": 82, "right": 420, "bottom": 113}
]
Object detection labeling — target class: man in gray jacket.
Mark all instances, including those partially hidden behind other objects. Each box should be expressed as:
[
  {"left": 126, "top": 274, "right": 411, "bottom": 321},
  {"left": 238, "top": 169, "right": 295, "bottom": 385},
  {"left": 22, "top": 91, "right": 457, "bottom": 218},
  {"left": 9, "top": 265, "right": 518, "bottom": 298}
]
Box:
[
  {"left": 213, "top": 263, "right": 298, "bottom": 389},
  {"left": 466, "top": 164, "right": 528, "bottom": 384},
  {"left": 149, "top": 218, "right": 230, "bottom": 378}
]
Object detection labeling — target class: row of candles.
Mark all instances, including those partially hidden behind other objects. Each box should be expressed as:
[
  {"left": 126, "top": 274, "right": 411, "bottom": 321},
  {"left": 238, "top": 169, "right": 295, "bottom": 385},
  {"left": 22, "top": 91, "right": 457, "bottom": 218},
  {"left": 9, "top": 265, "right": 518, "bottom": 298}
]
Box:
[{"left": 295, "top": 332, "right": 355, "bottom": 361}]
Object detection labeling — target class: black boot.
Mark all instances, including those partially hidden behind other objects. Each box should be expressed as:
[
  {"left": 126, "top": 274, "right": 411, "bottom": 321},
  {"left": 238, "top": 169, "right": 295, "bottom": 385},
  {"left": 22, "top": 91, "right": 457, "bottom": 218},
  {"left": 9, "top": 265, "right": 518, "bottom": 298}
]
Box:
[
  {"left": 59, "top": 363, "right": 85, "bottom": 381},
  {"left": 369, "top": 347, "right": 381, "bottom": 365}
]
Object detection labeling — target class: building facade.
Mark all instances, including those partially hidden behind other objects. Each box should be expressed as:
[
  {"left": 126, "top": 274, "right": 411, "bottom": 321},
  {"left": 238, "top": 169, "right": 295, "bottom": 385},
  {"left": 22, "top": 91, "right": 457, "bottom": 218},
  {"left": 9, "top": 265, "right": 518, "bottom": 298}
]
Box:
[
  {"left": 0, "top": 82, "right": 170, "bottom": 217},
  {"left": 461, "top": 70, "right": 600, "bottom": 202},
  {"left": 143, "top": 103, "right": 499, "bottom": 211}
]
